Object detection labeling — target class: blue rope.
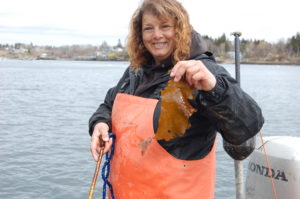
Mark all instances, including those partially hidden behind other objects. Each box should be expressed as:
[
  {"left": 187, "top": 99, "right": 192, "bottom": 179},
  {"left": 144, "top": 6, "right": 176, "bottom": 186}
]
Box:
[{"left": 101, "top": 132, "right": 116, "bottom": 199}]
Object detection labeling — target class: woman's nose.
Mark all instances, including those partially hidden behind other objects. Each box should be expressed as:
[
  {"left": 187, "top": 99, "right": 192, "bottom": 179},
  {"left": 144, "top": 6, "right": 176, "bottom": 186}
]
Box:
[{"left": 153, "top": 28, "right": 163, "bottom": 39}]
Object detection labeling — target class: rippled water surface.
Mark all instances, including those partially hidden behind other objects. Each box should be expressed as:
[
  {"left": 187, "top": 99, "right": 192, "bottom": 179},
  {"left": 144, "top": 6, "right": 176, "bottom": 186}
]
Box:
[{"left": 1, "top": 60, "right": 299, "bottom": 199}]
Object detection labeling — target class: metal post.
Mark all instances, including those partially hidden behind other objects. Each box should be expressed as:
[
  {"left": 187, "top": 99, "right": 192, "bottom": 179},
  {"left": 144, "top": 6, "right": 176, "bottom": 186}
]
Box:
[
  {"left": 233, "top": 32, "right": 241, "bottom": 86},
  {"left": 223, "top": 31, "right": 256, "bottom": 199},
  {"left": 235, "top": 160, "right": 245, "bottom": 199},
  {"left": 233, "top": 31, "right": 244, "bottom": 199}
]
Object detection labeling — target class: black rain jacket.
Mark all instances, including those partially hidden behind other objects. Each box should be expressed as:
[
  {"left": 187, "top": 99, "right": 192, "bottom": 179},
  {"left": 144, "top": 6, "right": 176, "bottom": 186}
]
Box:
[{"left": 89, "top": 31, "right": 264, "bottom": 160}]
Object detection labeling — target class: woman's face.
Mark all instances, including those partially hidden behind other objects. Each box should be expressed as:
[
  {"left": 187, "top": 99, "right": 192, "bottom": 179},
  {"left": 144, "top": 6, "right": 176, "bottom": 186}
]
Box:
[{"left": 142, "top": 13, "right": 176, "bottom": 65}]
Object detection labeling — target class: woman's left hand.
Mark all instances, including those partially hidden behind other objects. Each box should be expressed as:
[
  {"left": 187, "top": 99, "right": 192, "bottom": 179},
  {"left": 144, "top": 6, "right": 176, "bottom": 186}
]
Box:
[{"left": 170, "top": 60, "right": 216, "bottom": 91}]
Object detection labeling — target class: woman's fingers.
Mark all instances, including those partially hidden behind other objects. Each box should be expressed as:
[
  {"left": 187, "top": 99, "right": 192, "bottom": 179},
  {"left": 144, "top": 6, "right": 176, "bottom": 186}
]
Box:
[
  {"left": 195, "top": 72, "right": 209, "bottom": 90},
  {"left": 100, "top": 129, "right": 113, "bottom": 154},
  {"left": 171, "top": 60, "right": 202, "bottom": 83},
  {"left": 101, "top": 130, "right": 109, "bottom": 142},
  {"left": 90, "top": 122, "right": 111, "bottom": 161},
  {"left": 171, "top": 60, "right": 216, "bottom": 91},
  {"left": 90, "top": 135, "right": 100, "bottom": 161},
  {"left": 185, "top": 65, "right": 201, "bottom": 86},
  {"left": 90, "top": 136, "right": 112, "bottom": 161},
  {"left": 170, "top": 61, "right": 190, "bottom": 82},
  {"left": 104, "top": 138, "right": 113, "bottom": 154}
]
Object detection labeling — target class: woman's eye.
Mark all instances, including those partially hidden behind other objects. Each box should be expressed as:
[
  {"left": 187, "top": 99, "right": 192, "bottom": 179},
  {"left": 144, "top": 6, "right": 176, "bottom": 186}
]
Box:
[
  {"left": 162, "top": 25, "right": 171, "bottom": 29},
  {"left": 143, "top": 27, "right": 153, "bottom": 31}
]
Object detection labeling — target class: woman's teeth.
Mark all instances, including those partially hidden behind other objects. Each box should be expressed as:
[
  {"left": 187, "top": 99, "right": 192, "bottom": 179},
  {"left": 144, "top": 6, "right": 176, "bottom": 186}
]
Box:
[{"left": 153, "top": 42, "right": 166, "bottom": 48}]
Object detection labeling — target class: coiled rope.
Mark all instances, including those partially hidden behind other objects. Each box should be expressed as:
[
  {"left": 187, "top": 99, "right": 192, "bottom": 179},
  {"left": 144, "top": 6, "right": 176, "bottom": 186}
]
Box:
[{"left": 101, "top": 132, "right": 116, "bottom": 199}]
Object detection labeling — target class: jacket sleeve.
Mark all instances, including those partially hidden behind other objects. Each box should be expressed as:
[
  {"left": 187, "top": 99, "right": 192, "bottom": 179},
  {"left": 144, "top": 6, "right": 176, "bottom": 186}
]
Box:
[
  {"left": 196, "top": 53, "right": 264, "bottom": 145},
  {"left": 88, "top": 67, "right": 130, "bottom": 136}
]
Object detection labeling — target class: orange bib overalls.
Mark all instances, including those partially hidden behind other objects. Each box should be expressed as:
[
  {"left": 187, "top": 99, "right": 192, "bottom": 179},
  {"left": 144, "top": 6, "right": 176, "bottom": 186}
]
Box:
[{"left": 110, "top": 93, "right": 216, "bottom": 199}]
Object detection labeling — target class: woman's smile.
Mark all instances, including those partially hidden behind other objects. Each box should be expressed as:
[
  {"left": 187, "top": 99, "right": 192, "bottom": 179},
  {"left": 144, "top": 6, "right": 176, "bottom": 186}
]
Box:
[{"left": 152, "top": 42, "right": 168, "bottom": 48}]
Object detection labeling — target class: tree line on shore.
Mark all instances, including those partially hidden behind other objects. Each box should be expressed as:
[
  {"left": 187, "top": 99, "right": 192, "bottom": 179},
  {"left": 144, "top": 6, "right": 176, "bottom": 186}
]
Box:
[
  {"left": 0, "top": 33, "right": 299, "bottom": 64},
  {"left": 202, "top": 32, "right": 300, "bottom": 64}
]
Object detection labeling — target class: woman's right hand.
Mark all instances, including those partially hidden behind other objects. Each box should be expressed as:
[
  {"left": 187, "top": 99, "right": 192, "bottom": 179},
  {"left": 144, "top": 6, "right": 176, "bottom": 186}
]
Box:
[{"left": 90, "top": 122, "right": 113, "bottom": 161}]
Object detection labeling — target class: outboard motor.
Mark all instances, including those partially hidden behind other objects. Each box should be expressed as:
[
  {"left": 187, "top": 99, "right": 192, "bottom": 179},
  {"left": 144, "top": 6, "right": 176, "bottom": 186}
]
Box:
[{"left": 246, "top": 136, "right": 300, "bottom": 199}]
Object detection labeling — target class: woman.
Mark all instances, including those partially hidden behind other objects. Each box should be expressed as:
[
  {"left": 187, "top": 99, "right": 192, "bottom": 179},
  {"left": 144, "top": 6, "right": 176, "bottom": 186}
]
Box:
[{"left": 89, "top": 0, "right": 264, "bottom": 198}]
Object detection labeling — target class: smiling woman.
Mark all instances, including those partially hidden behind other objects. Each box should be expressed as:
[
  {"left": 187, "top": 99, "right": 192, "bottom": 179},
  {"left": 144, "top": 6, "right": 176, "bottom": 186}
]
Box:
[{"left": 88, "top": 0, "right": 264, "bottom": 198}]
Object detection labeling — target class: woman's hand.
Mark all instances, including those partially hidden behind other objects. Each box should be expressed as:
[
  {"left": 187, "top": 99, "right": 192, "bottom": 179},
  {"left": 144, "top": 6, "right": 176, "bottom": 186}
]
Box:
[
  {"left": 90, "top": 122, "right": 113, "bottom": 161},
  {"left": 170, "top": 60, "right": 216, "bottom": 91}
]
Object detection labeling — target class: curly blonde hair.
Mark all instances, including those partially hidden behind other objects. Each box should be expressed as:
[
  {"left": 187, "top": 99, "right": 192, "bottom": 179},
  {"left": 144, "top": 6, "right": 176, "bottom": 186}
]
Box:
[{"left": 127, "top": 0, "right": 192, "bottom": 68}]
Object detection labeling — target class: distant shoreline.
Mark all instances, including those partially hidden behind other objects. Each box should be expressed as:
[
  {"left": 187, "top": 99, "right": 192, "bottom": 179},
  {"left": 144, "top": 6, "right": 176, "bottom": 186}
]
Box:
[
  {"left": 240, "top": 61, "right": 300, "bottom": 66},
  {"left": 1, "top": 56, "right": 300, "bottom": 66},
  {"left": 219, "top": 60, "right": 300, "bottom": 66},
  {"left": 216, "top": 57, "right": 300, "bottom": 66}
]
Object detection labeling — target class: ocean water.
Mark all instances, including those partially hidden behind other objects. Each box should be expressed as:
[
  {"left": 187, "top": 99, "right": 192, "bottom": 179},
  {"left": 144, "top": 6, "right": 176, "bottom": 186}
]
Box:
[{"left": 0, "top": 60, "right": 299, "bottom": 199}]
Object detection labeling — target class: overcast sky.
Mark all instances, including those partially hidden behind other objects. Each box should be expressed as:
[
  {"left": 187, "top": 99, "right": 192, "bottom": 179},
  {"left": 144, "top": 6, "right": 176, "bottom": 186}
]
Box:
[{"left": 0, "top": 0, "right": 299, "bottom": 46}]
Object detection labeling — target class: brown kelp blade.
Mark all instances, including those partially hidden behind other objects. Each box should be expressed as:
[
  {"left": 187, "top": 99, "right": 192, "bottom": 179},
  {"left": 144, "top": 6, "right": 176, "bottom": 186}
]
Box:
[{"left": 155, "top": 79, "right": 197, "bottom": 141}]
